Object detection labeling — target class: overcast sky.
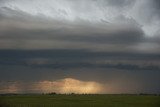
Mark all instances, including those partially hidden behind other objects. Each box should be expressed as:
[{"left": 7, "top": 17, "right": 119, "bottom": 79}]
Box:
[{"left": 0, "top": 0, "right": 160, "bottom": 94}]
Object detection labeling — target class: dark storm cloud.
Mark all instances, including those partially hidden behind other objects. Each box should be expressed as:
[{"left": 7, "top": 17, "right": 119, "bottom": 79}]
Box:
[
  {"left": 0, "top": 0, "right": 160, "bottom": 94},
  {"left": 153, "top": 0, "right": 160, "bottom": 12},
  {"left": 0, "top": 49, "right": 160, "bottom": 81},
  {"left": 106, "top": 0, "right": 135, "bottom": 7},
  {"left": 0, "top": 12, "right": 149, "bottom": 52},
  {"left": 0, "top": 49, "right": 160, "bottom": 94},
  {"left": 0, "top": 19, "right": 144, "bottom": 44},
  {"left": 55, "top": 26, "right": 144, "bottom": 44},
  {"left": 0, "top": 0, "right": 159, "bottom": 53},
  {"left": 140, "top": 0, "right": 160, "bottom": 20},
  {"left": 0, "top": 0, "right": 160, "bottom": 51}
]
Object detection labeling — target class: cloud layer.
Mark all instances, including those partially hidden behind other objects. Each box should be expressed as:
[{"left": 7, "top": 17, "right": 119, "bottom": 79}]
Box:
[
  {"left": 0, "top": 0, "right": 160, "bottom": 94},
  {"left": 0, "top": 0, "right": 160, "bottom": 53},
  {"left": 0, "top": 49, "right": 160, "bottom": 94},
  {"left": 0, "top": 0, "right": 159, "bottom": 35}
]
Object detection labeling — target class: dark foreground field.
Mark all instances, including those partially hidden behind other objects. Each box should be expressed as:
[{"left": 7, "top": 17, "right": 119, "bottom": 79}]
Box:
[{"left": 0, "top": 94, "right": 160, "bottom": 107}]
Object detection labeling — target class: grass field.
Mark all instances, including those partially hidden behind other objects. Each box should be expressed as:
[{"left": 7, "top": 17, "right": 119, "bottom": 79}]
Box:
[{"left": 0, "top": 94, "right": 160, "bottom": 107}]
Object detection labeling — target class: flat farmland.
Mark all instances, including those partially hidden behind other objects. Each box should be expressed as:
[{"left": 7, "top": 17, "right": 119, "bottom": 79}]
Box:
[{"left": 0, "top": 94, "right": 160, "bottom": 107}]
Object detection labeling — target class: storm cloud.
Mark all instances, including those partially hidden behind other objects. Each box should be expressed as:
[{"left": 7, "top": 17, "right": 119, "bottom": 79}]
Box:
[
  {"left": 0, "top": 0, "right": 160, "bottom": 52},
  {"left": 0, "top": 0, "right": 160, "bottom": 94}
]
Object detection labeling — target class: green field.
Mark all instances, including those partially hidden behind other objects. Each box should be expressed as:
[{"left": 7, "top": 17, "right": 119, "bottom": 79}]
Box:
[{"left": 0, "top": 94, "right": 160, "bottom": 107}]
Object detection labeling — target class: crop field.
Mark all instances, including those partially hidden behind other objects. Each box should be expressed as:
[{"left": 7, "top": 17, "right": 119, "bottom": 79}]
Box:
[{"left": 0, "top": 94, "right": 160, "bottom": 107}]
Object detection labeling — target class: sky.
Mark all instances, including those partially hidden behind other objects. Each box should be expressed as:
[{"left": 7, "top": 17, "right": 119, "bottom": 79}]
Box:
[{"left": 0, "top": 0, "right": 160, "bottom": 94}]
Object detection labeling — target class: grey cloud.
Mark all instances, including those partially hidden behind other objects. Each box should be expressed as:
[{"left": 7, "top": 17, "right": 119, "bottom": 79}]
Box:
[
  {"left": 0, "top": 0, "right": 160, "bottom": 53},
  {"left": 127, "top": 0, "right": 160, "bottom": 37},
  {"left": 0, "top": 14, "right": 144, "bottom": 44},
  {"left": 153, "top": 0, "right": 160, "bottom": 10},
  {"left": 0, "top": 0, "right": 160, "bottom": 94},
  {"left": 0, "top": 49, "right": 160, "bottom": 94},
  {"left": 0, "top": 49, "right": 160, "bottom": 70},
  {"left": 106, "top": 0, "right": 135, "bottom": 7},
  {"left": 1, "top": 25, "right": 144, "bottom": 44},
  {"left": 144, "top": 0, "right": 160, "bottom": 20},
  {"left": 0, "top": 0, "right": 159, "bottom": 36},
  {"left": 1, "top": 17, "right": 159, "bottom": 53}
]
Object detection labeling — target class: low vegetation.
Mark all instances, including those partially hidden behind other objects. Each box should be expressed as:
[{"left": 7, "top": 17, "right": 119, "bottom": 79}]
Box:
[{"left": 0, "top": 94, "right": 160, "bottom": 107}]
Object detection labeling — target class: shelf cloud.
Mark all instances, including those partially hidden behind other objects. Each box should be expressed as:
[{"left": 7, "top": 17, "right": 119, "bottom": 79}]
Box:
[{"left": 0, "top": 0, "right": 160, "bottom": 94}]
